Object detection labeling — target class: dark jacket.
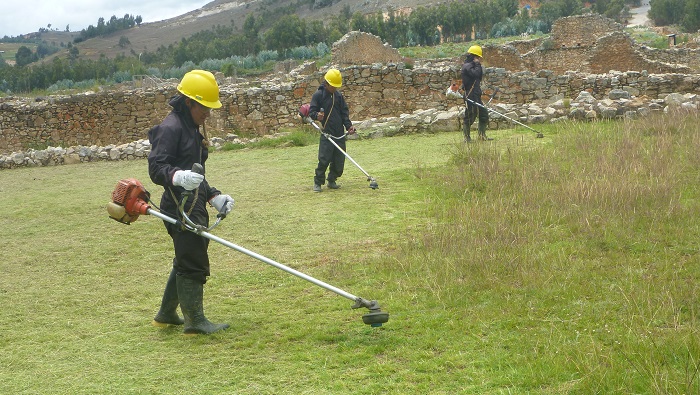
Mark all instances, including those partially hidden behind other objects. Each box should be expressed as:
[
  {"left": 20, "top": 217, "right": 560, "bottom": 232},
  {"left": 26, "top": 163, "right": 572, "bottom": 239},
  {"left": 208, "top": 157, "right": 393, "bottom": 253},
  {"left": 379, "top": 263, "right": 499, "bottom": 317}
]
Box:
[
  {"left": 148, "top": 95, "right": 219, "bottom": 217},
  {"left": 461, "top": 57, "right": 483, "bottom": 101},
  {"left": 308, "top": 85, "right": 352, "bottom": 138}
]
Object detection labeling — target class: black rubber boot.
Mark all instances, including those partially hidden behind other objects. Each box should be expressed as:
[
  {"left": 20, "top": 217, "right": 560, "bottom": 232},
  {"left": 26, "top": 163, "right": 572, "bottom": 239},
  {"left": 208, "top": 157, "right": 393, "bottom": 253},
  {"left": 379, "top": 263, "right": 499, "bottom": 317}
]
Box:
[
  {"left": 152, "top": 266, "right": 184, "bottom": 327},
  {"left": 462, "top": 122, "right": 472, "bottom": 143},
  {"left": 478, "top": 123, "right": 492, "bottom": 141},
  {"left": 176, "top": 275, "right": 229, "bottom": 335}
]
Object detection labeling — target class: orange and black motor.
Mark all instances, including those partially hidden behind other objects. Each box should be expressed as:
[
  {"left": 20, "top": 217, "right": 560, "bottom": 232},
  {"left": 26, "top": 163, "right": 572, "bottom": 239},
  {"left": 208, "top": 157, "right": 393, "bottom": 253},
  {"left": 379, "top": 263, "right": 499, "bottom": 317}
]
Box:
[{"left": 107, "top": 178, "right": 151, "bottom": 224}]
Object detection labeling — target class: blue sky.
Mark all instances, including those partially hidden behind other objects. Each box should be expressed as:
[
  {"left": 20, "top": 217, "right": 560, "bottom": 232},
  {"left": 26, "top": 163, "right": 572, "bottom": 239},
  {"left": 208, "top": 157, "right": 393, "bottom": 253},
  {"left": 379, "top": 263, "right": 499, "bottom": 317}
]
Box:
[{"left": 0, "top": 0, "right": 211, "bottom": 37}]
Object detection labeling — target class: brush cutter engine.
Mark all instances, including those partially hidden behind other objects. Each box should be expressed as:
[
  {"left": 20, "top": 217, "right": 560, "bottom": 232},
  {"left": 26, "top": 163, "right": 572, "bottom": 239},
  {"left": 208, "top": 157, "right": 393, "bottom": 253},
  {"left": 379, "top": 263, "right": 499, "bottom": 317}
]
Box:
[{"left": 107, "top": 178, "right": 151, "bottom": 224}]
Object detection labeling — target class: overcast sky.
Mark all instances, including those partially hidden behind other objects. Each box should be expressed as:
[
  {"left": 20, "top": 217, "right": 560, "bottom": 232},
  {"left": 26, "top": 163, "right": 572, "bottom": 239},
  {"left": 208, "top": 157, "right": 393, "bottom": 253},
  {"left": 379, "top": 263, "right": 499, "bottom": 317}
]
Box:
[{"left": 0, "top": 0, "right": 211, "bottom": 37}]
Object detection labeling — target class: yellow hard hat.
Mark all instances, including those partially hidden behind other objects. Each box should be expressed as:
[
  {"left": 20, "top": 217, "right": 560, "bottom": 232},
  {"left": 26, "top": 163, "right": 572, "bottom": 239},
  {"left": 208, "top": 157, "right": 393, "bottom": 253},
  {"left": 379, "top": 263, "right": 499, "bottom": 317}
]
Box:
[
  {"left": 324, "top": 68, "right": 342, "bottom": 88},
  {"left": 467, "top": 45, "right": 483, "bottom": 58},
  {"left": 177, "top": 70, "right": 222, "bottom": 109}
]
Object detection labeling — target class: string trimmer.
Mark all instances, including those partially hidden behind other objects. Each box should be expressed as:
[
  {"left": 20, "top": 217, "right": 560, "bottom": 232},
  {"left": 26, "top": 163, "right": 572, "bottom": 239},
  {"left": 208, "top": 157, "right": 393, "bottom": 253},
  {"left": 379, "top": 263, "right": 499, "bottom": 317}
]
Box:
[
  {"left": 299, "top": 104, "right": 379, "bottom": 190},
  {"left": 107, "top": 173, "right": 390, "bottom": 327},
  {"left": 463, "top": 88, "right": 544, "bottom": 138}
]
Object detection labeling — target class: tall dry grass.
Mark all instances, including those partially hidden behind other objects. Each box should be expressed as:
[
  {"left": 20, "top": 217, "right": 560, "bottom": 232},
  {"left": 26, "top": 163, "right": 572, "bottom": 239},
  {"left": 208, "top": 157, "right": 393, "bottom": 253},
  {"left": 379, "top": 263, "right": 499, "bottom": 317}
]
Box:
[{"left": 387, "top": 112, "right": 700, "bottom": 392}]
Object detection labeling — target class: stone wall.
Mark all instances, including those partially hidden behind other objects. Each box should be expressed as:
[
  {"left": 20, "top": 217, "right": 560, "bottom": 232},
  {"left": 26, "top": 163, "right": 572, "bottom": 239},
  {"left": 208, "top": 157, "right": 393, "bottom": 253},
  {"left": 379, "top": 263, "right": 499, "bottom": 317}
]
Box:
[
  {"left": 550, "top": 14, "right": 622, "bottom": 48},
  {"left": 2, "top": 22, "right": 700, "bottom": 155},
  {"left": 586, "top": 32, "right": 689, "bottom": 74},
  {"left": 522, "top": 46, "right": 591, "bottom": 74},
  {"left": 1, "top": 63, "right": 700, "bottom": 155},
  {"left": 331, "top": 31, "right": 403, "bottom": 66},
  {"left": 5, "top": 90, "right": 698, "bottom": 169},
  {"left": 0, "top": 89, "right": 173, "bottom": 154},
  {"left": 485, "top": 14, "right": 700, "bottom": 74},
  {"left": 483, "top": 44, "right": 529, "bottom": 72},
  {"left": 640, "top": 47, "right": 700, "bottom": 70}
]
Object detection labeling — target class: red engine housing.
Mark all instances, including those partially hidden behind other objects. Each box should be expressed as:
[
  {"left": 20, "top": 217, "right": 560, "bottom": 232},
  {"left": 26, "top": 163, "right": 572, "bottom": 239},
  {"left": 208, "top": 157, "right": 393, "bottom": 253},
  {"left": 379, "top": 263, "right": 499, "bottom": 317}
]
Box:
[
  {"left": 298, "top": 103, "right": 310, "bottom": 118},
  {"left": 108, "top": 178, "right": 151, "bottom": 224}
]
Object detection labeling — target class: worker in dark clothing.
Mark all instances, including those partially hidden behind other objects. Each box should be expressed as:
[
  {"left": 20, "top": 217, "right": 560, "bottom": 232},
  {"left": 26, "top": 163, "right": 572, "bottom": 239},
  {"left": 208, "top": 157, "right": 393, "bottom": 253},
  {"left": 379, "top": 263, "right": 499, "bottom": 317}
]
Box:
[
  {"left": 461, "top": 45, "right": 491, "bottom": 142},
  {"left": 148, "top": 69, "right": 234, "bottom": 335},
  {"left": 308, "top": 68, "right": 356, "bottom": 192}
]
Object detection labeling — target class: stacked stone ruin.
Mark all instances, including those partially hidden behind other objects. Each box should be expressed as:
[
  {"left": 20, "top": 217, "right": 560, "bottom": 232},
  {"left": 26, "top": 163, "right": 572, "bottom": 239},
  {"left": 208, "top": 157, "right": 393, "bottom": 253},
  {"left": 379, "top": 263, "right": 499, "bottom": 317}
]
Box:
[
  {"left": 1, "top": 17, "right": 699, "bottom": 169},
  {"left": 484, "top": 14, "right": 698, "bottom": 74}
]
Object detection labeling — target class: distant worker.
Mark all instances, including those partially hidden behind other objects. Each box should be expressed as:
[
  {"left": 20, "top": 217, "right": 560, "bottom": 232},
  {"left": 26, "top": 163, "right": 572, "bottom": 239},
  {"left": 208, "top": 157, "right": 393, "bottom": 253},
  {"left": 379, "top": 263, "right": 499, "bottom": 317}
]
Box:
[
  {"left": 308, "top": 68, "right": 356, "bottom": 192},
  {"left": 148, "top": 70, "right": 234, "bottom": 335},
  {"left": 461, "top": 45, "right": 491, "bottom": 142}
]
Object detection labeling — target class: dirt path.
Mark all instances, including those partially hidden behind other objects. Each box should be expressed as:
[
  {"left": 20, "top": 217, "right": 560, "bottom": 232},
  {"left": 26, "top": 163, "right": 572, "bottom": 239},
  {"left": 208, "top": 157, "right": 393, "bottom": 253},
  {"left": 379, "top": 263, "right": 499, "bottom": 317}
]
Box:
[{"left": 627, "top": 1, "right": 651, "bottom": 27}]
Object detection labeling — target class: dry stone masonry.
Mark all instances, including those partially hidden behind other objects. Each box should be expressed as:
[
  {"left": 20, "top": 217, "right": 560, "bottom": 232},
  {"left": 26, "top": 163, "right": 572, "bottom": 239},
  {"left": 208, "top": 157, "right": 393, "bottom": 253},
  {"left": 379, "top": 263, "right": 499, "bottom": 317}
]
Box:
[
  {"left": 484, "top": 14, "right": 699, "bottom": 74},
  {"left": 1, "top": 21, "right": 699, "bottom": 169},
  {"left": 331, "top": 31, "right": 403, "bottom": 65}
]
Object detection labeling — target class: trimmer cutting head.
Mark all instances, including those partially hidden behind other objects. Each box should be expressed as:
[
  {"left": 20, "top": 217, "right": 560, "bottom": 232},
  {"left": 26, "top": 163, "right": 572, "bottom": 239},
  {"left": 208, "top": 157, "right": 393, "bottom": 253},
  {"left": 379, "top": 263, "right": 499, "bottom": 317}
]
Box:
[
  {"left": 353, "top": 298, "right": 389, "bottom": 327},
  {"left": 369, "top": 178, "right": 379, "bottom": 189},
  {"left": 362, "top": 310, "right": 390, "bottom": 327}
]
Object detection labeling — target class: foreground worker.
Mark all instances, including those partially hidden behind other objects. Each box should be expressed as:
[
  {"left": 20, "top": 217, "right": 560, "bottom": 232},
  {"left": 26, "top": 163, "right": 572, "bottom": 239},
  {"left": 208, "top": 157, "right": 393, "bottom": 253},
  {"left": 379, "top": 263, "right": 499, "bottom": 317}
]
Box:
[
  {"left": 148, "top": 70, "right": 234, "bottom": 335},
  {"left": 308, "top": 68, "right": 356, "bottom": 192},
  {"left": 461, "top": 45, "right": 492, "bottom": 142}
]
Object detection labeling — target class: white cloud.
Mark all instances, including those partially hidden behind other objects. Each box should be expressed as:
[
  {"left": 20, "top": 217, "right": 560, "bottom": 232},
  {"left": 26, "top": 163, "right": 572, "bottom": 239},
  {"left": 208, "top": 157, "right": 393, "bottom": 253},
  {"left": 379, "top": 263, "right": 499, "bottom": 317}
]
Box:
[{"left": 0, "top": 0, "right": 210, "bottom": 37}]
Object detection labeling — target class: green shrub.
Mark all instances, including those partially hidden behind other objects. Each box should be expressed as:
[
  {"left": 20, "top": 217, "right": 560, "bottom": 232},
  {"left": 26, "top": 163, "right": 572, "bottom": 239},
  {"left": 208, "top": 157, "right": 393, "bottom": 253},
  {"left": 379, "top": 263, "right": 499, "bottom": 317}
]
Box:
[
  {"left": 257, "top": 50, "right": 279, "bottom": 63},
  {"left": 248, "top": 129, "right": 317, "bottom": 148},
  {"left": 316, "top": 42, "right": 330, "bottom": 57},
  {"left": 289, "top": 46, "right": 314, "bottom": 59},
  {"left": 219, "top": 142, "right": 247, "bottom": 151}
]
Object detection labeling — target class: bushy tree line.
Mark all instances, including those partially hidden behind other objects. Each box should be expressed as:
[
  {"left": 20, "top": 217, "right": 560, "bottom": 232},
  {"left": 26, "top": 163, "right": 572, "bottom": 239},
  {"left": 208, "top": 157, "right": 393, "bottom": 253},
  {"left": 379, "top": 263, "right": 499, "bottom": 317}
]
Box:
[
  {"left": 350, "top": 0, "right": 520, "bottom": 46},
  {"left": 0, "top": 55, "right": 123, "bottom": 93},
  {"left": 649, "top": 0, "right": 700, "bottom": 31},
  {"left": 138, "top": 9, "right": 344, "bottom": 68},
  {"left": 13, "top": 42, "right": 62, "bottom": 67},
  {"left": 348, "top": 0, "right": 639, "bottom": 43},
  {"left": 0, "top": 41, "right": 331, "bottom": 94},
  {"left": 350, "top": 0, "right": 604, "bottom": 46},
  {"left": 73, "top": 14, "right": 143, "bottom": 43}
]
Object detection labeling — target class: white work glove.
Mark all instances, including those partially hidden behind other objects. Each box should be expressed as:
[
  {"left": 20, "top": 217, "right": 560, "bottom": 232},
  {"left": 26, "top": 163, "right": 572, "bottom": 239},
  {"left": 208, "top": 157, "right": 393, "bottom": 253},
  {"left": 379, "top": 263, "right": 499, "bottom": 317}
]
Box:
[
  {"left": 209, "top": 194, "right": 234, "bottom": 215},
  {"left": 172, "top": 170, "right": 204, "bottom": 191}
]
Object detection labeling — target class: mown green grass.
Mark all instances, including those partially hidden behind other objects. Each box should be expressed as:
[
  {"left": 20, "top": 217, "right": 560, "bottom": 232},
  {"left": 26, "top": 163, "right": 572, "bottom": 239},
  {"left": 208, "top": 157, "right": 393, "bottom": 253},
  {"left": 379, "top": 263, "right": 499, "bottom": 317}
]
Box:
[
  {"left": 219, "top": 129, "right": 319, "bottom": 151},
  {"left": 0, "top": 114, "right": 698, "bottom": 394}
]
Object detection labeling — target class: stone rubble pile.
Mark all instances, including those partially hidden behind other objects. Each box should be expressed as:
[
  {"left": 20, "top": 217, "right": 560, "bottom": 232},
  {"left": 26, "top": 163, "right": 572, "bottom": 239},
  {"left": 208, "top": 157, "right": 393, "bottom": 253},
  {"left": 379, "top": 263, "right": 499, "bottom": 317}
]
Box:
[
  {"left": 0, "top": 133, "right": 254, "bottom": 169},
  {"left": 0, "top": 140, "right": 153, "bottom": 169},
  {"left": 1, "top": 91, "right": 697, "bottom": 170},
  {"left": 354, "top": 91, "right": 698, "bottom": 137}
]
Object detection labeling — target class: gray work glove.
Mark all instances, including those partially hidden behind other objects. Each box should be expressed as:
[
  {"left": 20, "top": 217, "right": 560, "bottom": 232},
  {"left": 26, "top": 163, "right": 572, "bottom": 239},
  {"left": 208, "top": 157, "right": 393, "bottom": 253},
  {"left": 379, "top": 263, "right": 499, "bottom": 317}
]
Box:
[
  {"left": 172, "top": 170, "right": 204, "bottom": 191},
  {"left": 209, "top": 194, "right": 234, "bottom": 215}
]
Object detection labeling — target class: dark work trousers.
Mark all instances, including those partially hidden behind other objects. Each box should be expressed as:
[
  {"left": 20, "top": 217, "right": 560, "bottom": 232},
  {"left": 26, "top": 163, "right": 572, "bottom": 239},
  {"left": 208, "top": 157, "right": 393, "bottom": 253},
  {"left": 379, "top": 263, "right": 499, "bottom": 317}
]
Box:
[
  {"left": 164, "top": 207, "right": 211, "bottom": 284},
  {"left": 465, "top": 99, "right": 489, "bottom": 130},
  {"left": 314, "top": 135, "right": 346, "bottom": 186}
]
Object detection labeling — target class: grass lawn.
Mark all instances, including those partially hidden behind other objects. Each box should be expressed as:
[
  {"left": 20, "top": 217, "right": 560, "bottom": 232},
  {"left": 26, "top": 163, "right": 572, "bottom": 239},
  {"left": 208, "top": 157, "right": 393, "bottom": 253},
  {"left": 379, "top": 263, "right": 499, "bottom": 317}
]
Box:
[{"left": 0, "top": 114, "right": 698, "bottom": 394}]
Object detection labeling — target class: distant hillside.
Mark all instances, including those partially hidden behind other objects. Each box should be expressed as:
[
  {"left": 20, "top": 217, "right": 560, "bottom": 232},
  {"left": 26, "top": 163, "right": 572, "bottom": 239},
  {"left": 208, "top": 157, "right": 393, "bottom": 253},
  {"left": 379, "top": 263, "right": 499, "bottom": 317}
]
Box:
[{"left": 39, "top": 0, "right": 439, "bottom": 62}]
